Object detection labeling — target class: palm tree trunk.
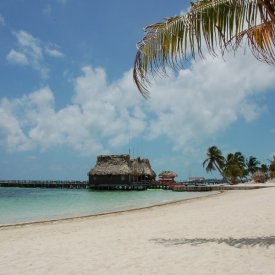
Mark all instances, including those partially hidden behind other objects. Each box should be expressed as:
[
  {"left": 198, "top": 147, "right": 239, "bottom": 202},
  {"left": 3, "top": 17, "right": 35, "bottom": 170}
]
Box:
[{"left": 214, "top": 163, "right": 228, "bottom": 183}]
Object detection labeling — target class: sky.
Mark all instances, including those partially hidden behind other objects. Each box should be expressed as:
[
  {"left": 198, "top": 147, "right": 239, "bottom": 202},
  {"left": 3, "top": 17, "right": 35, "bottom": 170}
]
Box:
[{"left": 0, "top": 0, "right": 274, "bottom": 181}]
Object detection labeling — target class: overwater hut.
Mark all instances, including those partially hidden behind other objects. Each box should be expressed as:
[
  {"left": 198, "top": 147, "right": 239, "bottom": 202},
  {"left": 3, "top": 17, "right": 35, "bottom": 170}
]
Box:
[
  {"left": 88, "top": 155, "right": 131, "bottom": 186},
  {"left": 131, "top": 157, "right": 156, "bottom": 183},
  {"left": 88, "top": 154, "right": 156, "bottom": 189},
  {"left": 158, "top": 171, "right": 178, "bottom": 184}
]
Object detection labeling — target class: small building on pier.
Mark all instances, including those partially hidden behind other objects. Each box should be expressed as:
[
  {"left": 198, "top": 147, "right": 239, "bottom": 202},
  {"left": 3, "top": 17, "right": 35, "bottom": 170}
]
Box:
[
  {"left": 188, "top": 176, "right": 205, "bottom": 183},
  {"left": 158, "top": 171, "right": 178, "bottom": 184},
  {"left": 88, "top": 154, "right": 156, "bottom": 189}
]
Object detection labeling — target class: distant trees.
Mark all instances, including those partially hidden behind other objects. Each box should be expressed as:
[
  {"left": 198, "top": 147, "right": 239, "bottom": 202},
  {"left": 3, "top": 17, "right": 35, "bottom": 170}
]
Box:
[
  {"left": 203, "top": 146, "right": 274, "bottom": 184},
  {"left": 269, "top": 156, "right": 275, "bottom": 179},
  {"left": 224, "top": 152, "right": 246, "bottom": 184},
  {"left": 246, "top": 156, "right": 260, "bottom": 176},
  {"left": 203, "top": 146, "right": 225, "bottom": 175},
  {"left": 260, "top": 164, "right": 269, "bottom": 178}
]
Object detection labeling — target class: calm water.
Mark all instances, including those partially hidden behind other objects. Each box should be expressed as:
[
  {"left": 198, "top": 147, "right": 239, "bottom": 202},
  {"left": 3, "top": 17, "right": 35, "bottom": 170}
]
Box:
[{"left": 0, "top": 187, "right": 210, "bottom": 225}]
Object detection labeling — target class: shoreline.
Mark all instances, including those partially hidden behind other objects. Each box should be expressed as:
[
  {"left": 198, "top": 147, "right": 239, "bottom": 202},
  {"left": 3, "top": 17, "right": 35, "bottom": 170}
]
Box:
[
  {"left": 1, "top": 181, "right": 275, "bottom": 228},
  {"left": 1, "top": 186, "right": 275, "bottom": 274},
  {"left": 0, "top": 190, "right": 222, "bottom": 228}
]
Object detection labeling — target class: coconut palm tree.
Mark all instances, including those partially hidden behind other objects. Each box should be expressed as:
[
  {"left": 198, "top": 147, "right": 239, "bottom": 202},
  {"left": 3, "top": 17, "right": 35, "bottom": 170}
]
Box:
[
  {"left": 268, "top": 155, "right": 275, "bottom": 178},
  {"left": 233, "top": 152, "right": 245, "bottom": 167},
  {"left": 246, "top": 155, "right": 260, "bottom": 176},
  {"left": 260, "top": 163, "right": 269, "bottom": 178},
  {"left": 203, "top": 146, "right": 225, "bottom": 176},
  {"left": 133, "top": 0, "right": 275, "bottom": 97},
  {"left": 224, "top": 152, "right": 246, "bottom": 183},
  {"left": 226, "top": 152, "right": 245, "bottom": 168},
  {"left": 224, "top": 162, "right": 244, "bottom": 184}
]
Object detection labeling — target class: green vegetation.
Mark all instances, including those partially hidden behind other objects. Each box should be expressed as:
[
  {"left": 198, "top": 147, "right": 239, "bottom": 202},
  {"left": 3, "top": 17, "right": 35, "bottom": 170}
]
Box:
[
  {"left": 268, "top": 156, "right": 275, "bottom": 179},
  {"left": 203, "top": 146, "right": 225, "bottom": 176},
  {"left": 203, "top": 145, "right": 275, "bottom": 184},
  {"left": 133, "top": 0, "right": 274, "bottom": 97}
]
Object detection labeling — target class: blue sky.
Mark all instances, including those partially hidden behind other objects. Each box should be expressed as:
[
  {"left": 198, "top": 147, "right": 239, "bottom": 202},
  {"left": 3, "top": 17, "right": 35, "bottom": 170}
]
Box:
[{"left": 0, "top": 0, "right": 274, "bottom": 181}]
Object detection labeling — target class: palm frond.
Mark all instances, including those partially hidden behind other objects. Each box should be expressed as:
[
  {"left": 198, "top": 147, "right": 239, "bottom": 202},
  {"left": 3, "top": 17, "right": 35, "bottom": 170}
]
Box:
[
  {"left": 233, "top": 21, "right": 275, "bottom": 64},
  {"left": 133, "top": 0, "right": 275, "bottom": 97}
]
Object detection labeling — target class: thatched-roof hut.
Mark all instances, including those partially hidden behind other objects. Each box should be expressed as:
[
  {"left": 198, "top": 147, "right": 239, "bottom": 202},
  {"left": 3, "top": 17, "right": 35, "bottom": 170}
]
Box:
[
  {"left": 252, "top": 171, "right": 266, "bottom": 183},
  {"left": 158, "top": 170, "right": 178, "bottom": 183},
  {"left": 88, "top": 154, "right": 156, "bottom": 188},
  {"left": 89, "top": 155, "right": 130, "bottom": 176},
  {"left": 130, "top": 157, "right": 156, "bottom": 179}
]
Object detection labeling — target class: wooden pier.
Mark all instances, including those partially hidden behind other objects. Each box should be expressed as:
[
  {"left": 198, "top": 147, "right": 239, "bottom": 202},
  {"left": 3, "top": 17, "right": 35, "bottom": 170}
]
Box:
[
  {"left": 0, "top": 180, "right": 170, "bottom": 191},
  {"left": 1, "top": 180, "right": 272, "bottom": 191},
  {"left": 172, "top": 184, "right": 273, "bottom": 192},
  {"left": 89, "top": 184, "right": 147, "bottom": 191},
  {"left": 88, "top": 182, "right": 172, "bottom": 191},
  {"left": 0, "top": 180, "right": 88, "bottom": 189}
]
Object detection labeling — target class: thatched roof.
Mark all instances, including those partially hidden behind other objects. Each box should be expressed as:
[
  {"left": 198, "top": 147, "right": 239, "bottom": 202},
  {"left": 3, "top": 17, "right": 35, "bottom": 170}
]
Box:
[
  {"left": 88, "top": 155, "right": 131, "bottom": 176},
  {"left": 131, "top": 157, "right": 156, "bottom": 177},
  {"left": 252, "top": 171, "right": 266, "bottom": 183},
  {"left": 88, "top": 154, "right": 156, "bottom": 178},
  {"left": 159, "top": 170, "right": 178, "bottom": 178}
]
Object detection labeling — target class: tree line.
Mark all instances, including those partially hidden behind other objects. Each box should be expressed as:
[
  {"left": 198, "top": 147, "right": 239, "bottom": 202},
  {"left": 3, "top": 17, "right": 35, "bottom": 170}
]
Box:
[{"left": 203, "top": 146, "right": 275, "bottom": 184}]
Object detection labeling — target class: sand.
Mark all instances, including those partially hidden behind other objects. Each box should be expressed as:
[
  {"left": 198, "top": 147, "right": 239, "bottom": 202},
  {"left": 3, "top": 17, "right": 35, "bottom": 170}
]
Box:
[{"left": 1, "top": 187, "right": 275, "bottom": 275}]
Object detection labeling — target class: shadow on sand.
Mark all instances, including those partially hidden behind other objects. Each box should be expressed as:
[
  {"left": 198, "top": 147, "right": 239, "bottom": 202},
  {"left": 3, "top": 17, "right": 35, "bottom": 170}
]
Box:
[{"left": 151, "top": 236, "right": 275, "bottom": 249}]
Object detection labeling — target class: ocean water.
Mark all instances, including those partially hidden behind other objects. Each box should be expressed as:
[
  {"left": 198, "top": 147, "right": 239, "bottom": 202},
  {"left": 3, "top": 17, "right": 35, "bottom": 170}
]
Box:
[{"left": 0, "top": 187, "right": 210, "bottom": 225}]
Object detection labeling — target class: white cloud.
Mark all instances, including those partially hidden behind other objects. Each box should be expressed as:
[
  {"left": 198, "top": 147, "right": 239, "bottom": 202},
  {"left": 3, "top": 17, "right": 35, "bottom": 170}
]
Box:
[
  {"left": 0, "top": 70, "right": 145, "bottom": 154},
  {"left": 239, "top": 102, "right": 266, "bottom": 122},
  {"left": 6, "top": 49, "right": 28, "bottom": 65},
  {"left": 0, "top": 14, "right": 5, "bottom": 25},
  {"left": 8, "top": 30, "right": 47, "bottom": 77},
  {"left": 14, "top": 30, "right": 42, "bottom": 60},
  {"left": 0, "top": 99, "right": 33, "bottom": 152},
  {"left": 45, "top": 44, "right": 64, "bottom": 58},
  {"left": 7, "top": 30, "right": 64, "bottom": 78},
  {"left": 57, "top": 0, "right": 67, "bottom": 4},
  {"left": 43, "top": 5, "right": 52, "bottom": 16},
  {"left": 145, "top": 51, "right": 275, "bottom": 151},
  {"left": 72, "top": 66, "right": 146, "bottom": 149},
  {"left": 0, "top": 51, "right": 274, "bottom": 155}
]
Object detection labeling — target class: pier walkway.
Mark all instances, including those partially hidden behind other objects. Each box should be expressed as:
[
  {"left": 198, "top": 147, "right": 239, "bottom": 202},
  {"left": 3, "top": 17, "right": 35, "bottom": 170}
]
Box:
[
  {"left": 0, "top": 180, "right": 88, "bottom": 189},
  {"left": 1, "top": 180, "right": 274, "bottom": 191},
  {"left": 172, "top": 182, "right": 275, "bottom": 191}
]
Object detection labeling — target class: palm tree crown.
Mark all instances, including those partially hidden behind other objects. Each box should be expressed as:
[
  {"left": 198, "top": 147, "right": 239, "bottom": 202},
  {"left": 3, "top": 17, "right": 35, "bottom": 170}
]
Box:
[
  {"left": 224, "top": 152, "right": 246, "bottom": 182},
  {"left": 133, "top": 0, "right": 275, "bottom": 97},
  {"left": 203, "top": 146, "right": 225, "bottom": 174},
  {"left": 246, "top": 156, "right": 260, "bottom": 175}
]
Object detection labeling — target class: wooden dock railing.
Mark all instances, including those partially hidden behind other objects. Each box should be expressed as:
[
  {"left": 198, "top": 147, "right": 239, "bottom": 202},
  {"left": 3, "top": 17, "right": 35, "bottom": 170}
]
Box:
[{"left": 0, "top": 180, "right": 88, "bottom": 189}]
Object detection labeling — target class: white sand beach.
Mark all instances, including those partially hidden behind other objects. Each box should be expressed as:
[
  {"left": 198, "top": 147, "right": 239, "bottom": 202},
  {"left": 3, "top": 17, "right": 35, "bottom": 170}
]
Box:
[{"left": 1, "top": 186, "right": 275, "bottom": 275}]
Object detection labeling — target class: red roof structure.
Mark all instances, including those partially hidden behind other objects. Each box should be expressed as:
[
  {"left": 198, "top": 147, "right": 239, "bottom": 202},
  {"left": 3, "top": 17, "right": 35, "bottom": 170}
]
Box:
[{"left": 158, "top": 170, "right": 178, "bottom": 183}]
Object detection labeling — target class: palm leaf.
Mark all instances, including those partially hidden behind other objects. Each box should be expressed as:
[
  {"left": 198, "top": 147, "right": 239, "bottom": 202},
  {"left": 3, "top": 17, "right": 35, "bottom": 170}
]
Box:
[{"left": 133, "top": 0, "right": 275, "bottom": 97}]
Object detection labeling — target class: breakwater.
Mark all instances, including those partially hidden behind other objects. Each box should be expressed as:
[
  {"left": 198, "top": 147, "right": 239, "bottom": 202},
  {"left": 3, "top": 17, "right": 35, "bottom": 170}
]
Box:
[{"left": 0, "top": 180, "right": 88, "bottom": 189}]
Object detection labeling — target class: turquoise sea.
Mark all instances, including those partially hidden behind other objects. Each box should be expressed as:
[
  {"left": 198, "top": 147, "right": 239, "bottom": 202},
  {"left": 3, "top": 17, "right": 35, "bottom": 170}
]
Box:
[{"left": 0, "top": 187, "right": 210, "bottom": 225}]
